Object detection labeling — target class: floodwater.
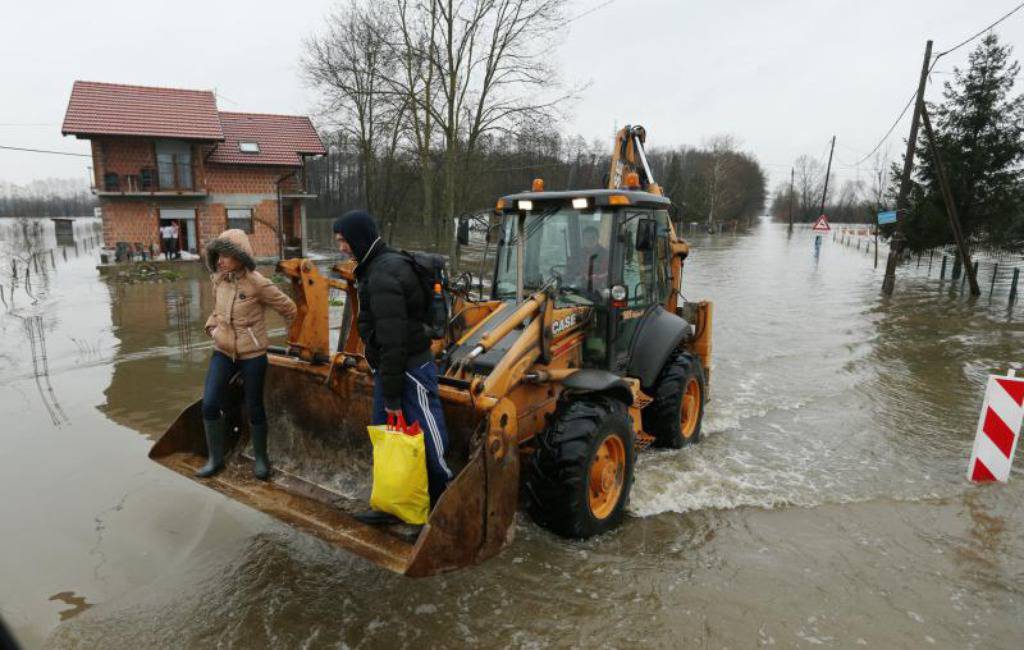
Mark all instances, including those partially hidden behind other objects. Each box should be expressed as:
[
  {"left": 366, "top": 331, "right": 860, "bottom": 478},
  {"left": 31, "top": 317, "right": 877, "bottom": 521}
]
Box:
[{"left": 1, "top": 219, "right": 1022, "bottom": 648}]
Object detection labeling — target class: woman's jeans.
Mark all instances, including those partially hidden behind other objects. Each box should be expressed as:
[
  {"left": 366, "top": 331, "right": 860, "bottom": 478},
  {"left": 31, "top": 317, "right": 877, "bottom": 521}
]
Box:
[{"left": 202, "top": 351, "right": 268, "bottom": 425}]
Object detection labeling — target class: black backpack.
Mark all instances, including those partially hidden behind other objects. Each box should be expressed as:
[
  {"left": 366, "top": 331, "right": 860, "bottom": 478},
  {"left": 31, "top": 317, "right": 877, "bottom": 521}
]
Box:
[{"left": 398, "top": 250, "right": 450, "bottom": 339}]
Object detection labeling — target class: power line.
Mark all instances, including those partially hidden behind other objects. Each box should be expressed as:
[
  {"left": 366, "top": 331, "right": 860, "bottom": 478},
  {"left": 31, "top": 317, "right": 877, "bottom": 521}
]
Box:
[
  {"left": 935, "top": 1, "right": 1024, "bottom": 57},
  {"left": 848, "top": 89, "right": 917, "bottom": 166},
  {"left": 847, "top": 1, "right": 1024, "bottom": 166},
  {"left": 563, "top": 0, "right": 617, "bottom": 26},
  {"left": 0, "top": 144, "right": 91, "bottom": 157}
]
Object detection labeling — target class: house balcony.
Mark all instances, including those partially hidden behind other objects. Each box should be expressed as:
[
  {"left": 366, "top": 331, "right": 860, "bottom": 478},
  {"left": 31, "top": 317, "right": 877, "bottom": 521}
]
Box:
[
  {"left": 279, "top": 167, "right": 318, "bottom": 199},
  {"left": 94, "top": 160, "right": 206, "bottom": 197}
]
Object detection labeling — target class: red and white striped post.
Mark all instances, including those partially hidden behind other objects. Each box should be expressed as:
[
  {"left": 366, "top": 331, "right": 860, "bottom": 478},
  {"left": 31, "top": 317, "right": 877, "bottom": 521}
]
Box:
[{"left": 967, "top": 370, "right": 1024, "bottom": 482}]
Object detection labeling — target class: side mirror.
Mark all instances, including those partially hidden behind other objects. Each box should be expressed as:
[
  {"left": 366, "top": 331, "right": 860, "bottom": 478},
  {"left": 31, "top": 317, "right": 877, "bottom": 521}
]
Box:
[
  {"left": 636, "top": 219, "right": 655, "bottom": 251},
  {"left": 457, "top": 217, "right": 471, "bottom": 246}
]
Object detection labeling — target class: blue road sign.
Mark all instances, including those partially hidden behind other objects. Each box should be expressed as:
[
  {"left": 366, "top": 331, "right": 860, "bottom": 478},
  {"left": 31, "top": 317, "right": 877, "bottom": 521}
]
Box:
[{"left": 877, "top": 210, "right": 898, "bottom": 225}]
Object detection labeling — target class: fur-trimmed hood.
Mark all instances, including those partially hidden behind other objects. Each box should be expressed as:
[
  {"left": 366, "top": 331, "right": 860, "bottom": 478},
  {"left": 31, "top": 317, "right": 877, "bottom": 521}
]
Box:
[{"left": 205, "top": 229, "right": 256, "bottom": 272}]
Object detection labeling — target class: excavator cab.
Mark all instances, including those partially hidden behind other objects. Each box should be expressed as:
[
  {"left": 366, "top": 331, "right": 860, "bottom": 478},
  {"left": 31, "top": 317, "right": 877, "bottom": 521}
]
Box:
[
  {"left": 486, "top": 190, "right": 681, "bottom": 376},
  {"left": 150, "top": 124, "right": 714, "bottom": 576}
]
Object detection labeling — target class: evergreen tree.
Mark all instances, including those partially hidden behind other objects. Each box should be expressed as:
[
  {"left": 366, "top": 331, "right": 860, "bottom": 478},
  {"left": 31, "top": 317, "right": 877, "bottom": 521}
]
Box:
[{"left": 901, "top": 32, "right": 1024, "bottom": 251}]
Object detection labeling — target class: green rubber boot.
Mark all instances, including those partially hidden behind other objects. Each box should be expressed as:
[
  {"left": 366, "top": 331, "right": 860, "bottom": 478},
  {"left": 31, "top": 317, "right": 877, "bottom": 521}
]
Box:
[
  {"left": 195, "top": 418, "right": 225, "bottom": 478},
  {"left": 251, "top": 422, "right": 270, "bottom": 480}
]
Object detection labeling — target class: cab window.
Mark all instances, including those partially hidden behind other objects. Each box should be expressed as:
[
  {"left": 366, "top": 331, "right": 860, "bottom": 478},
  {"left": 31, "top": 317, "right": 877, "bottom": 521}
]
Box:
[
  {"left": 612, "top": 209, "right": 657, "bottom": 370},
  {"left": 654, "top": 209, "right": 673, "bottom": 303},
  {"left": 494, "top": 206, "right": 613, "bottom": 305},
  {"left": 618, "top": 210, "right": 656, "bottom": 307}
]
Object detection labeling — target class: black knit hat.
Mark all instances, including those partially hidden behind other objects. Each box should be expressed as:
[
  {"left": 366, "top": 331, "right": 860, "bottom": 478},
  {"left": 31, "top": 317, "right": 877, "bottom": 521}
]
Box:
[{"left": 332, "top": 209, "right": 380, "bottom": 261}]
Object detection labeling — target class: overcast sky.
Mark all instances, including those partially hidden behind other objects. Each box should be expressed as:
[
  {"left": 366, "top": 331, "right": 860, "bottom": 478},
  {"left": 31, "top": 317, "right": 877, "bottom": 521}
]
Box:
[{"left": 2, "top": 0, "right": 1023, "bottom": 198}]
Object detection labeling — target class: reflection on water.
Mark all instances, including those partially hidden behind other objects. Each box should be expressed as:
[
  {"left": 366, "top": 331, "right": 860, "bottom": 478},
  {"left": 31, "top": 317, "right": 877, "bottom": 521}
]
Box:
[
  {"left": 20, "top": 314, "right": 68, "bottom": 427},
  {"left": 1, "top": 220, "right": 1023, "bottom": 648}
]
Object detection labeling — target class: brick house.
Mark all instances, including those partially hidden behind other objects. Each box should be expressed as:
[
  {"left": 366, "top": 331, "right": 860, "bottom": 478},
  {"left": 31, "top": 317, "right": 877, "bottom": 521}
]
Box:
[{"left": 61, "top": 81, "right": 326, "bottom": 259}]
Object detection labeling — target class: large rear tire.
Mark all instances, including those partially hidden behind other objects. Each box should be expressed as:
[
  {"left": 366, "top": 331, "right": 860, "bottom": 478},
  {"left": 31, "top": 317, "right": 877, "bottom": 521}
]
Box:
[
  {"left": 526, "top": 397, "right": 635, "bottom": 539},
  {"left": 643, "top": 352, "right": 706, "bottom": 448}
]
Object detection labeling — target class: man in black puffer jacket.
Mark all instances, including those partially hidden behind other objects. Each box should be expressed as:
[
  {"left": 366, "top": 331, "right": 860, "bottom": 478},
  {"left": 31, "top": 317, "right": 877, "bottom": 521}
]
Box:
[{"left": 333, "top": 210, "right": 453, "bottom": 523}]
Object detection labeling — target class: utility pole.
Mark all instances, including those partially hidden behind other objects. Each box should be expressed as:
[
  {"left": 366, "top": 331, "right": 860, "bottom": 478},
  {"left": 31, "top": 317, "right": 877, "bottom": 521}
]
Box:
[
  {"left": 788, "top": 167, "right": 794, "bottom": 234},
  {"left": 920, "top": 104, "right": 980, "bottom": 296},
  {"left": 882, "top": 39, "right": 932, "bottom": 296},
  {"left": 818, "top": 135, "right": 836, "bottom": 219},
  {"left": 874, "top": 167, "right": 882, "bottom": 269},
  {"left": 706, "top": 159, "right": 719, "bottom": 233}
]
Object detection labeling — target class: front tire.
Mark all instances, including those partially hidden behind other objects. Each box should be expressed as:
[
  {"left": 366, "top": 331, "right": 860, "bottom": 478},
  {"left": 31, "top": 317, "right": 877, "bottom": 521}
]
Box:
[
  {"left": 526, "top": 397, "right": 635, "bottom": 539},
  {"left": 643, "top": 352, "right": 706, "bottom": 448}
]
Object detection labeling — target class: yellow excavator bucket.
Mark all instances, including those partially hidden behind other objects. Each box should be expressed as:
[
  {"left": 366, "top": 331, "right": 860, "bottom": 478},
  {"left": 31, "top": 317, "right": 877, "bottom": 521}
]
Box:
[{"left": 149, "top": 260, "right": 519, "bottom": 577}]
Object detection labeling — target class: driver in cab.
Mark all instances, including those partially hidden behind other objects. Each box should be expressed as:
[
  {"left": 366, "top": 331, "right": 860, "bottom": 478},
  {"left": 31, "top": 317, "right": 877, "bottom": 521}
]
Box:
[{"left": 569, "top": 226, "right": 608, "bottom": 293}]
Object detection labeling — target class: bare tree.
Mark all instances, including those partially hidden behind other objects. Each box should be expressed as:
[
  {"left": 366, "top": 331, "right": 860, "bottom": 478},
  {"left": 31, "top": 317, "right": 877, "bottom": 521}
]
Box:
[
  {"left": 702, "top": 135, "right": 743, "bottom": 229},
  {"left": 793, "top": 155, "right": 825, "bottom": 222},
  {"left": 307, "top": 0, "right": 572, "bottom": 241},
  {"left": 391, "top": 0, "right": 440, "bottom": 225},
  {"left": 0, "top": 178, "right": 95, "bottom": 217},
  {"left": 303, "top": 2, "right": 406, "bottom": 220}
]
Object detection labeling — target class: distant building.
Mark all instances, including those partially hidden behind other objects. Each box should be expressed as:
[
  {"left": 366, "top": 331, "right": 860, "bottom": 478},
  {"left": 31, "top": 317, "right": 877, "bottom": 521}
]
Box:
[{"left": 61, "top": 81, "right": 326, "bottom": 259}]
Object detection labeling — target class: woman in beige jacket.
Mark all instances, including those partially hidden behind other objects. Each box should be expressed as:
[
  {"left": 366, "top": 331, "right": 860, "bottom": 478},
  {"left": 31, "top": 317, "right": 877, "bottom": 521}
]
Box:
[{"left": 198, "top": 229, "right": 297, "bottom": 480}]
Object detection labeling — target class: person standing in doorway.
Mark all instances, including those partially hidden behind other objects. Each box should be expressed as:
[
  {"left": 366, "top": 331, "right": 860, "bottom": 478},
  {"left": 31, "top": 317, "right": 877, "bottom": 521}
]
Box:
[
  {"left": 332, "top": 210, "right": 453, "bottom": 524},
  {"left": 160, "top": 222, "right": 175, "bottom": 260},
  {"left": 199, "top": 229, "right": 297, "bottom": 480},
  {"left": 170, "top": 220, "right": 181, "bottom": 259}
]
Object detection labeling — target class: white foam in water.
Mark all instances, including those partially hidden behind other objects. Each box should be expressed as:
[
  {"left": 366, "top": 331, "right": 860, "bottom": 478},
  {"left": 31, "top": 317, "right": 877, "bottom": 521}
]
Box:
[
  {"left": 628, "top": 386, "right": 888, "bottom": 517},
  {"left": 629, "top": 445, "right": 818, "bottom": 517}
]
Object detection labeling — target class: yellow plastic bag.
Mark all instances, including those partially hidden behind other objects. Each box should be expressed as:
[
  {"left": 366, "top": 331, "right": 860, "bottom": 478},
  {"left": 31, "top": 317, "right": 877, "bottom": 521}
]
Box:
[{"left": 367, "top": 415, "right": 429, "bottom": 525}]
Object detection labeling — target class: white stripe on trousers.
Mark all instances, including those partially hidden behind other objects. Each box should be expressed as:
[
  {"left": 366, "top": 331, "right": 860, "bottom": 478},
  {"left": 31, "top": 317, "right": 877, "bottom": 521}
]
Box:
[{"left": 405, "top": 371, "right": 454, "bottom": 479}]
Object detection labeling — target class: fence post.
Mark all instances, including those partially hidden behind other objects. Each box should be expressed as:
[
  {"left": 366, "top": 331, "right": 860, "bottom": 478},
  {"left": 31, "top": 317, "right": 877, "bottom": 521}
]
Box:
[
  {"left": 952, "top": 255, "right": 962, "bottom": 280},
  {"left": 940, "top": 255, "right": 948, "bottom": 279},
  {"left": 1011, "top": 268, "right": 1019, "bottom": 305},
  {"left": 990, "top": 263, "right": 999, "bottom": 297}
]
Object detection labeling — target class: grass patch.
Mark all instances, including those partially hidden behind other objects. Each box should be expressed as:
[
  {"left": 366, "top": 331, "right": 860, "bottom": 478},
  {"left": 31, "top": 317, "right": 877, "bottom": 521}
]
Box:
[{"left": 113, "top": 263, "right": 184, "bottom": 284}]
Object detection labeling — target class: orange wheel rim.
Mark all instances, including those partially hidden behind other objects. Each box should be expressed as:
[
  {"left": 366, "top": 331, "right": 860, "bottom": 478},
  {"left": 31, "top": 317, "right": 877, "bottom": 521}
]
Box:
[
  {"left": 588, "top": 434, "right": 626, "bottom": 520},
  {"left": 680, "top": 378, "right": 701, "bottom": 438}
]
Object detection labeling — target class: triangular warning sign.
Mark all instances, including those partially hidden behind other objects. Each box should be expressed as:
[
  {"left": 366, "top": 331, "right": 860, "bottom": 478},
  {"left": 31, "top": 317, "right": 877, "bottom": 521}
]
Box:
[
  {"left": 811, "top": 215, "right": 830, "bottom": 232},
  {"left": 996, "top": 377, "right": 1024, "bottom": 407}
]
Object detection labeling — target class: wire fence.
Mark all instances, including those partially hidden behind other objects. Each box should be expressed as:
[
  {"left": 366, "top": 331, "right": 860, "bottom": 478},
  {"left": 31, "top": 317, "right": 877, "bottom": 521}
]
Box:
[{"left": 832, "top": 227, "right": 1022, "bottom": 307}]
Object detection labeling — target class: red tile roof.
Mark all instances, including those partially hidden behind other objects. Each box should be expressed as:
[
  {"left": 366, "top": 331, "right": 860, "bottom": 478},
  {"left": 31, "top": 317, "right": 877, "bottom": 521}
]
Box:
[
  {"left": 208, "top": 112, "right": 326, "bottom": 167},
  {"left": 62, "top": 81, "right": 223, "bottom": 140}
]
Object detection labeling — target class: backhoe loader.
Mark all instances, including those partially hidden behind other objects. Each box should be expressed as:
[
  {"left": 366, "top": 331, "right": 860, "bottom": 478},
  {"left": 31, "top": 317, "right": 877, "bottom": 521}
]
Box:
[{"left": 151, "top": 124, "right": 714, "bottom": 576}]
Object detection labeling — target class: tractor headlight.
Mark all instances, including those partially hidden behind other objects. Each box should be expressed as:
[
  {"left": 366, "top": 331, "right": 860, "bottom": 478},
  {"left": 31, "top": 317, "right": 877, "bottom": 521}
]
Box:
[
  {"left": 610, "top": 285, "right": 627, "bottom": 301},
  {"left": 517, "top": 200, "right": 533, "bottom": 211}
]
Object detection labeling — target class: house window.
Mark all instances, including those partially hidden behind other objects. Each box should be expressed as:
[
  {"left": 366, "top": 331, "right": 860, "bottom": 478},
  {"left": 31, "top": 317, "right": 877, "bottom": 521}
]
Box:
[
  {"left": 227, "top": 208, "right": 253, "bottom": 233},
  {"left": 155, "top": 140, "right": 192, "bottom": 189},
  {"left": 238, "top": 141, "right": 260, "bottom": 153}
]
